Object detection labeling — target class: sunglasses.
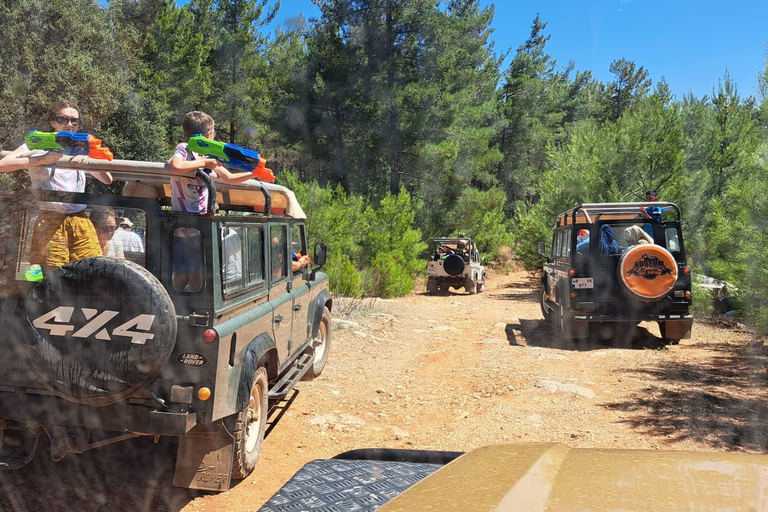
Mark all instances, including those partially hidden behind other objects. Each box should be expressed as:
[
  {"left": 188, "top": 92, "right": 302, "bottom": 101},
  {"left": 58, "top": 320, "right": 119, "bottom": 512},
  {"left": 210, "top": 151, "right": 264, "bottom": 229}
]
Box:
[
  {"left": 99, "top": 225, "right": 118, "bottom": 233},
  {"left": 54, "top": 116, "right": 81, "bottom": 126}
]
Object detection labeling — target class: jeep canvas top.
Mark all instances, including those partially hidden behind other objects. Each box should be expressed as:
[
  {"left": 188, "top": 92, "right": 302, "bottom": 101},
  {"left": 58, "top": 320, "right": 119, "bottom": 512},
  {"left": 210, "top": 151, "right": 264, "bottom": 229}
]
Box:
[
  {"left": 539, "top": 202, "right": 692, "bottom": 343},
  {"left": 0, "top": 155, "right": 331, "bottom": 491}
]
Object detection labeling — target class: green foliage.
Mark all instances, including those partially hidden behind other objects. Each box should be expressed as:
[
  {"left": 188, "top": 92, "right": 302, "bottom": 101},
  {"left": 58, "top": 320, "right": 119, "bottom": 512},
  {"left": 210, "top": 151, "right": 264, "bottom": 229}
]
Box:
[
  {"left": 449, "top": 187, "right": 513, "bottom": 259},
  {"left": 0, "top": 0, "right": 137, "bottom": 147},
  {"left": 360, "top": 190, "right": 427, "bottom": 298}
]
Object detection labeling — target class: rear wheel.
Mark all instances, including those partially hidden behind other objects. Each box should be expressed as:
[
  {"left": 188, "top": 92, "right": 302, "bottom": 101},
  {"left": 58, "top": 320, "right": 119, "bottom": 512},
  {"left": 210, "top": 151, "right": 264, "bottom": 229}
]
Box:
[
  {"left": 303, "top": 306, "right": 331, "bottom": 380},
  {"left": 231, "top": 366, "right": 268, "bottom": 479}
]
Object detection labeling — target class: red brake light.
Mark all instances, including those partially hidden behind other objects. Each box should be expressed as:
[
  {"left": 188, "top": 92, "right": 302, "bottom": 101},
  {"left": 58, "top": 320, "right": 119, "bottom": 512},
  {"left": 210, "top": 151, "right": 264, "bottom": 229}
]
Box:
[
  {"left": 569, "top": 268, "right": 577, "bottom": 277},
  {"left": 203, "top": 329, "right": 217, "bottom": 343},
  {"left": 683, "top": 267, "right": 690, "bottom": 275}
]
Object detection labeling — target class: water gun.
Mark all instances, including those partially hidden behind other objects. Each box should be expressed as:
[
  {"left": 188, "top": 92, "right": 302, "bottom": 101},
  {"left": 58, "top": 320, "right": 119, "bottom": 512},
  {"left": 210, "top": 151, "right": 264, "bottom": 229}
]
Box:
[
  {"left": 188, "top": 134, "right": 275, "bottom": 183},
  {"left": 25, "top": 131, "right": 114, "bottom": 160}
]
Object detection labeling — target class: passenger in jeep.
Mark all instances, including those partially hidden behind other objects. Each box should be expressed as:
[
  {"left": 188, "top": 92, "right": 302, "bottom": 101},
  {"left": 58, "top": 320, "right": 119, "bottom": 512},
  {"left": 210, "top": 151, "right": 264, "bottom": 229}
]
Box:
[
  {"left": 599, "top": 224, "right": 619, "bottom": 256},
  {"left": 623, "top": 225, "right": 654, "bottom": 248},
  {"left": 0, "top": 100, "right": 113, "bottom": 275},
  {"left": 90, "top": 205, "right": 125, "bottom": 258}
]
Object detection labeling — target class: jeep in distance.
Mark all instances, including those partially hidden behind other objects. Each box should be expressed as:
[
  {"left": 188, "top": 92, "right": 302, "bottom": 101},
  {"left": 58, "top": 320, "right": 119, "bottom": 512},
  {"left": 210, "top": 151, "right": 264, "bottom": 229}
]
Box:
[
  {"left": 426, "top": 237, "right": 485, "bottom": 295},
  {"left": 539, "top": 202, "right": 692, "bottom": 343},
  {"left": 0, "top": 159, "right": 331, "bottom": 491}
]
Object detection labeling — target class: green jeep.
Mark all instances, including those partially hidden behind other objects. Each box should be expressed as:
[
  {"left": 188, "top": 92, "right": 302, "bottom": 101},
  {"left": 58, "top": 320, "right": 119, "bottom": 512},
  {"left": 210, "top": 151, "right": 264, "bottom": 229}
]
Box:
[{"left": 0, "top": 159, "right": 331, "bottom": 491}]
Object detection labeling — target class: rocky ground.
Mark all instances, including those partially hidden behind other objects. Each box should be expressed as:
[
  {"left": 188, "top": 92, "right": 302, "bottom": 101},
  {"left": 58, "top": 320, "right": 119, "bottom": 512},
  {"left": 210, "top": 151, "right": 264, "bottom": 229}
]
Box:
[{"left": 2, "top": 269, "right": 766, "bottom": 512}]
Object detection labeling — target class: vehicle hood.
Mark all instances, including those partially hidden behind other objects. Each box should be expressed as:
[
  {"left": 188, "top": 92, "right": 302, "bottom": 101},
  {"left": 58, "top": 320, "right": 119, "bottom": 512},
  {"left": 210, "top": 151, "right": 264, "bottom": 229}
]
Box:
[{"left": 378, "top": 442, "right": 768, "bottom": 511}]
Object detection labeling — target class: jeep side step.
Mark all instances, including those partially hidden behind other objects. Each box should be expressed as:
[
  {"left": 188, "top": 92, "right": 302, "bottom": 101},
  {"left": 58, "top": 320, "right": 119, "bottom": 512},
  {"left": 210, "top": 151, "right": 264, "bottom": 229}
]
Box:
[
  {"left": 268, "top": 351, "right": 313, "bottom": 400},
  {"left": 0, "top": 423, "right": 41, "bottom": 470}
]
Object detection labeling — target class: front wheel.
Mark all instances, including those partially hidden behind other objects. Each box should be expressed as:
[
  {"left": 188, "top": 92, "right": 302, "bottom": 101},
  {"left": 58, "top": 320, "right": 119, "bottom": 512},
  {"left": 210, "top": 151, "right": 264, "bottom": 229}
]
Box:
[
  {"left": 230, "top": 366, "right": 268, "bottom": 479},
  {"left": 540, "top": 288, "right": 552, "bottom": 321}
]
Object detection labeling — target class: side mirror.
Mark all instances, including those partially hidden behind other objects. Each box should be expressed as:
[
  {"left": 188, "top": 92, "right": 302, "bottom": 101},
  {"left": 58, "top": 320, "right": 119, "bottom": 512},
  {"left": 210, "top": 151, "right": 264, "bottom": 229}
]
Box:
[
  {"left": 314, "top": 242, "right": 327, "bottom": 267},
  {"left": 537, "top": 242, "right": 547, "bottom": 256},
  {"left": 481, "top": 256, "right": 486, "bottom": 265}
]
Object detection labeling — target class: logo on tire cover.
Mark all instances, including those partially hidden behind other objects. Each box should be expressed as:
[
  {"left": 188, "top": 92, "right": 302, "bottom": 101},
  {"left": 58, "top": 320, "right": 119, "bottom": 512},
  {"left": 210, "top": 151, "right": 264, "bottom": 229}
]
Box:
[
  {"left": 32, "top": 306, "right": 156, "bottom": 345},
  {"left": 626, "top": 254, "right": 673, "bottom": 280}
]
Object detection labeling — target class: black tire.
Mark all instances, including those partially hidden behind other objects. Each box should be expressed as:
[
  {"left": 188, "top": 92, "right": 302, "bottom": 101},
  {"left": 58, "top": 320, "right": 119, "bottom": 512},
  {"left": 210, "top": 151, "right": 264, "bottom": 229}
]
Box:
[
  {"left": 443, "top": 254, "right": 465, "bottom": 276},
  {"left": 557, "top": 298, "right": 576, "bottom": 340},
  {"left": 426, "top": 280, "right": 437, "bottom": 295},
  {"left": 303, "top": 306, "right": 331, "bottom": 380},
  {"left": 230, "top": 366, "right": 268, "bottom": 480},
  {"left": 540, "top": 288, "right": 552, "bottom": 321},
  {"left": 23, "top": 257, "right": 176, "bottom": 407},
  {"left": 467, "top": 281, "right": 478, "bottom": 294},
  {"left": 479, "top": 280, "right": 485, "bottom": 293}
]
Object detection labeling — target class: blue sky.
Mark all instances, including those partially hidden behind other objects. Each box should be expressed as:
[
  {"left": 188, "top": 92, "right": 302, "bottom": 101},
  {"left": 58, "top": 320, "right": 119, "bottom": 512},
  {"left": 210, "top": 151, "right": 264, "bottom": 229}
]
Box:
[{"left": 266, "top": 0, "right": 768, "bottom": 100}]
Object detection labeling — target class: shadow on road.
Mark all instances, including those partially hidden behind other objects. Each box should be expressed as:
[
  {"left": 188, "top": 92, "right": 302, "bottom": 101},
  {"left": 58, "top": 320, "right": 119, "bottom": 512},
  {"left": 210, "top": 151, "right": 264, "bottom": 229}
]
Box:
[
  {"left": 0, "top": 435, "right": 200, "bottom": 512},
  {"left": 602, "top": 340, "right": 768, "bottom": 451},
  {"left": 0, "top": 391, "right": 301, "bottom": 512},
  {"left": 492, "top": 276, "right": 540, "bottom": 303},
  {"left": 504, "top": 318, "right": 671, "bottom": 351}
]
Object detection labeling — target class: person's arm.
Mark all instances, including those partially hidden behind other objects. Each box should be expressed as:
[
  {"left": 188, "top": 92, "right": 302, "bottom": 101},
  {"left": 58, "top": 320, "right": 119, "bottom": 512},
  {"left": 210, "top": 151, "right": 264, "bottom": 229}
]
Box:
[
  {"left": 211, "top": 165, "right": 255, "bottom": 185},
  {"left": 169, "top": 155, "right": 220, "bottom": 176},
  {"left": 0, "top": 146, "right": 62, "bottom": 172}
]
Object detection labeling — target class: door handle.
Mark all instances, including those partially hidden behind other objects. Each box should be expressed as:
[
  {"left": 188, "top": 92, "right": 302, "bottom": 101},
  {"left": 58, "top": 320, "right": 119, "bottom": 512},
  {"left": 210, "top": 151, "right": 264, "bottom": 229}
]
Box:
[
  {"left": 274, "top": 315, "right": 283, "bottom": 324},
  {"left": 293, "top": 304, "right": 302, "bottom": 311}
]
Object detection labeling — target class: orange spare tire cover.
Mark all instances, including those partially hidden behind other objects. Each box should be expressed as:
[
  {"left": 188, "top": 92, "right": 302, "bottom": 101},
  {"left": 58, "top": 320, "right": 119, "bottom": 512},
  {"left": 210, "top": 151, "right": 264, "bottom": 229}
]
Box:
[{"left": 618, "top": 244, "right": 678, "bottom": 301}]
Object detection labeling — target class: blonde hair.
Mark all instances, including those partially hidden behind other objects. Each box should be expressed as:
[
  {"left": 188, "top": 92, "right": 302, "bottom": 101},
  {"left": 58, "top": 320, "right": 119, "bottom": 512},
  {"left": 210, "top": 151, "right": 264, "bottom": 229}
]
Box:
[{"left": 181, "top": 111, "right": 214, "bottom": 139}]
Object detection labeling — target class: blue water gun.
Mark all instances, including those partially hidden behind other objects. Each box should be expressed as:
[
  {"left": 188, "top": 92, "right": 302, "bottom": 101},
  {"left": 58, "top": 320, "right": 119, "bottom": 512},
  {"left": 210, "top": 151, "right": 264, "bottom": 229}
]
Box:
[{"left": 188, "top": 135, "right": 275, "bottom": 182}]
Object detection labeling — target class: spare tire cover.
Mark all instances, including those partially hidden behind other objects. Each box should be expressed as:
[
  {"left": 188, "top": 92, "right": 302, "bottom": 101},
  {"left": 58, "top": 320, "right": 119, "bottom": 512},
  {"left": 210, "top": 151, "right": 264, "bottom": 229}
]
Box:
[
  {"left": 618, "top": 244, "right": 678, "bottom": 301},
  {"left": 442, "top": 254, "right": 465, "bottom": 276},
  {"left": 24, "top": 257, "right": 176, "bottom": 407}
]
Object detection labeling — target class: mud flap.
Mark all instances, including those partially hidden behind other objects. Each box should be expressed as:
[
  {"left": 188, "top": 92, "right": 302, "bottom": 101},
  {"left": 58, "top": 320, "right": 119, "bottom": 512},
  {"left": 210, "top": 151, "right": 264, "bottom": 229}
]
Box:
[
  {"left": 173, "top": 423, "right": 235, "bottom": 491},
  {"left": 0, "top": 422, "right": 41, "bottom": 470}
]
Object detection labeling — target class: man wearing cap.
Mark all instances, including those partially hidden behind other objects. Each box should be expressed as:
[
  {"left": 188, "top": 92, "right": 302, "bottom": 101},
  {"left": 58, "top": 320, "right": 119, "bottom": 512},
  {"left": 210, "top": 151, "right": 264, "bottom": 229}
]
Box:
[{"left": 112, "top": 217, "right": 145, "bottom": 254}]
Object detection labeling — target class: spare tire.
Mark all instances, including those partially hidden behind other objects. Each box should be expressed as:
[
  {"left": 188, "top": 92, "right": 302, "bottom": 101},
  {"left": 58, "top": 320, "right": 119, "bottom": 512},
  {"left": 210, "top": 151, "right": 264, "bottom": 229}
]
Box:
[
  {"left": 23, "top": 257, "right": 177, "bottom": 407},
  {"left": 443, "top": 254, "right": 465, "bottom": 276},
  {"left": 618, "top": 244, "right": 678, "bottom": 301}
]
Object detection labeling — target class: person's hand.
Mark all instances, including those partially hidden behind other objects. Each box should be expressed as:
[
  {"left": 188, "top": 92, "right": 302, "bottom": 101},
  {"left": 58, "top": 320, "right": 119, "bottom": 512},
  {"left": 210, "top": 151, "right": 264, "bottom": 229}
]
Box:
[
  {"left": 70, "top": 154, "right": 89, "bottom": 164},
  {"left": 203, "top": 159, "right": 220, "bottom": 171},
  {"left": 32, "top": 151, "right": 64, "bottom": 166}
]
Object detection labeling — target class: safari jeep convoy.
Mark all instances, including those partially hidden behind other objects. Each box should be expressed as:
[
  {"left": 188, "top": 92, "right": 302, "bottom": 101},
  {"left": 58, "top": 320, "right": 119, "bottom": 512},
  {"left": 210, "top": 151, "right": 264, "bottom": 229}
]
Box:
[
  {"left": 0, "top": 159, "right": 331, "bottom": 491},
  {"left": 540, "top": 202, "right": 693, "bottom": 343}
]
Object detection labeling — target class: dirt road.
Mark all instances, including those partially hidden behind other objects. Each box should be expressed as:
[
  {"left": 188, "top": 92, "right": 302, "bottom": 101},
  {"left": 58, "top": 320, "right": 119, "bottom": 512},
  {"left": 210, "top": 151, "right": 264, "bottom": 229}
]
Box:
[{"left": 2, "top": 270, "right": 766, "bottom": 512}]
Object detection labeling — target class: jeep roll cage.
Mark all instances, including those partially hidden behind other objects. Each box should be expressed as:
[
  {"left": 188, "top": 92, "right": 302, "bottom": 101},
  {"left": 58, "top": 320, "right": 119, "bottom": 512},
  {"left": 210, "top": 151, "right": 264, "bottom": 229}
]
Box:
[
  {"left": 555, "top": 202, "right": 681, "bottom": 228},
  {"left": 0, "top": 152, "right": 306, "bottom": 218}
]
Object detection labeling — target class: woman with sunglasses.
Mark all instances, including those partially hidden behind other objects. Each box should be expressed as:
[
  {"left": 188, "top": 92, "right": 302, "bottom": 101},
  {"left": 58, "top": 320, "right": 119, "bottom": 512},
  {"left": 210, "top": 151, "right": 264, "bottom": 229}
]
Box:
[{"left": 0, "top": 100, "right": 113, "bottom": 275}]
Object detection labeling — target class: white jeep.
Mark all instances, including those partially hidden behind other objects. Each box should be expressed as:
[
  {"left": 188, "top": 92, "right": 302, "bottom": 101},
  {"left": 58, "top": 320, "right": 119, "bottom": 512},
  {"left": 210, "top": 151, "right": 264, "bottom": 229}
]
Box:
[{"left": 426, "top": 237, "right": 485, "bottom": 295}]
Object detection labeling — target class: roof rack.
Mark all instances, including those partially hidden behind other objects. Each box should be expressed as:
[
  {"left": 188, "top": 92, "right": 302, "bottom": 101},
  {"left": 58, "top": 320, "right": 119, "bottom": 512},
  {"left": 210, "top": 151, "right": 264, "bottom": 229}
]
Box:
[
  {"left": 555, "top": 202, "right": 681, "bottom": 227},
  {"left": 0, "top": 152, "right": 305, "bottom": 219}
]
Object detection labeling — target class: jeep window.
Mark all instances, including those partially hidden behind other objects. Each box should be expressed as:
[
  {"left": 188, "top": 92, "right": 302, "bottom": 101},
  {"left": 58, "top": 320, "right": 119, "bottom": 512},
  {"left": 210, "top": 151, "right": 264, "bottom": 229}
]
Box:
[
  {"left": 222, "top": 226, "right": 244, "bottom": 295},
  {"left": 291, "top": 224, "right": 307, "bottom": 261},
  {"left": 15, "top": 202, "right": 148, "bottom": 282},
  {"left": 270, "top": 225, "right": 288, "bottom": 282},
  {"left": 666, "top": 227, "right": 681, "bottom": 254},
  {"left": 172, "top": 226, "right": 203, "bottom": 293},
  {"left": 247, "top": 226, "right": 265, "bottom": 286},
  {"left": 552, "top": 230, "right": 561, "bottom": 258}
]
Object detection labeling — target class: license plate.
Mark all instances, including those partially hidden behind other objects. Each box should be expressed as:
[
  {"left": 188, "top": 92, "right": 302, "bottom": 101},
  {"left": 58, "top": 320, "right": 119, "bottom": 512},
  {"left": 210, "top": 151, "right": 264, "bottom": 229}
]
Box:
[{"left": 571, "top": 278, "right": 594, "bottom": 289}]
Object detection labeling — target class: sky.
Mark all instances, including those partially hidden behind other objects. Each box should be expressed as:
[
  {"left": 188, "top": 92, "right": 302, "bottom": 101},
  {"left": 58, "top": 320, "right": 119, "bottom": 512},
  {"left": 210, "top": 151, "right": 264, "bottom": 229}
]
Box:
[{"left": 265, "top": 0, "right": 768, "bottom": 100}]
